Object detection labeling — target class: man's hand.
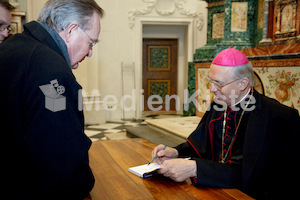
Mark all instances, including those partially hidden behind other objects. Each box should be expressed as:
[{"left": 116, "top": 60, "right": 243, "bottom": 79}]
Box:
[
  {"left": 158, "top": 159, "right": 197, "bottom": 182},
  {"left": 151, "top": 144, "right": 179, "bottom": 164}
]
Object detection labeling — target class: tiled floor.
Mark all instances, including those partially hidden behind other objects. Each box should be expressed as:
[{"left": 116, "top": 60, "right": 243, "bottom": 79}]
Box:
[
  {"left": 84, "top": 114, "right": 182, "bottom": 142},
  {"left": 84, "top": 120, "right": 147, "bottom": 142}
]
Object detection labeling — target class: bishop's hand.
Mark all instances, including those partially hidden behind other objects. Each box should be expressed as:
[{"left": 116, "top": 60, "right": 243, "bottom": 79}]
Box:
[
  {"left": 151, "top": 144, "right": 178, "bottom": 164},
  {"left": 158, "top": 159, "right": 197, "bottom": 182}
]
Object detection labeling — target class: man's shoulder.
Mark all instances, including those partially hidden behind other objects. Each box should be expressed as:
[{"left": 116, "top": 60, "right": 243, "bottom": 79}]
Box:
[
  {"left": 31, "top": 41, "right": 68, "bottom": 67},
  {"left": 1, "top": 29, "right": 59, "bottom": 60},
  {"left": 3, "top": 32, "right": 67, "bottom": 68},
  {"left": 0, "top": 33, "right": 38, "bottom": 59}
]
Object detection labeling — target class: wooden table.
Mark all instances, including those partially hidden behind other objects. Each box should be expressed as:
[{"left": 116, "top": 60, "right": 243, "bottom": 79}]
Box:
[{"left": 89, "top": 139, "right": 253, "bottom": 200}]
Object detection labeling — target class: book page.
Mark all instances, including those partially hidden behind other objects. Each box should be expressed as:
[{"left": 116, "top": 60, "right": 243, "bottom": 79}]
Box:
[{"left": 128, "top": 163, "right": 161, "bottom": 177}]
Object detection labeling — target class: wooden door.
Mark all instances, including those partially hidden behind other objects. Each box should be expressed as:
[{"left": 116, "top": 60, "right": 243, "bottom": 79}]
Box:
[{"left": 143, "top": 39, "right": 178, "bottom": 112}]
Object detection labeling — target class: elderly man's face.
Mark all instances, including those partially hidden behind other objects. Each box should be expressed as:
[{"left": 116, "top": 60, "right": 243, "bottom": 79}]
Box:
[
  {"left": 0, "top": 6, "right": 12, "bottom": 43},
  {"left": 209, "top": 64, "right": 242, "bottom": 107},
  {"left": 62, "top": 11, "right": 101, "bottom": 69}
]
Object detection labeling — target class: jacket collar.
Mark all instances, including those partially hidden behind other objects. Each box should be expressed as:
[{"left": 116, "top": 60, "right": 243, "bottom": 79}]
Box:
[
  {"left": 23, "top": 21, "right": 71, "bottom": 68},
  {"left": 38, "top": 22, "right": 71, "bottom": 68}
]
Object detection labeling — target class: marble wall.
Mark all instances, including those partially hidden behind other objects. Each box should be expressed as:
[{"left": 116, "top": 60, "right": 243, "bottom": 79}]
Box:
[
  {"left": 183, "top": 62, "right": 197, "bottom": 116},
  {"left": 194, "top": 0, "right": 257, "bottom": 60}
]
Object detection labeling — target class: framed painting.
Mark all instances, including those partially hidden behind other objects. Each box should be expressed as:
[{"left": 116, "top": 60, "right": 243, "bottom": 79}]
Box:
[
  {"left": 196, "top": 67, "right": 212, "bottom": 116},
  {"left": 212, "top": 12, "right": 225, "bottom": 39},
  {"left": 231, "top": 2, "right": 248, "bottom": 32},
  {"left": 255, "top": 66, "right": 300, "bottom": 112}
]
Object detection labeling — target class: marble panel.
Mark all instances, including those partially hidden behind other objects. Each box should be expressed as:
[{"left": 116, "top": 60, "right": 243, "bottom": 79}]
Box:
[
  {"left": 196, "top": 68, "right": 211, "bottom": 115},
  {"left": 183, "top": 62, "right": 197, "bottom": 116},
  {"left": 240, "top": 43, "right": 300, "bottom": 56},
  {"left": 149, "top": 46, "right": 170, "bottom": 69},
  {"left": 149, "top": 80, "right": 170, "bottom": 101},
  {"left": 212, "top": 12, "right": 225, "bottom": 39},
  {"left": 231, "top": 2, "right": 248, "bottom": 32}
]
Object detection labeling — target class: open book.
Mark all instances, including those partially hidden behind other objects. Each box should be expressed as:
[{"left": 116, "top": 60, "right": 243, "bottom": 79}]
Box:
[{"left": 128, "top": 163, "right": 161, "bottom": 178}]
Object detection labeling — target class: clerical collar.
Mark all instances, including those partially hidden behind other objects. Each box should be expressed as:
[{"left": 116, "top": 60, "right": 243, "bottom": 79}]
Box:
[{"left": 230, "top": 88, "right": 251, "bottom": 108}]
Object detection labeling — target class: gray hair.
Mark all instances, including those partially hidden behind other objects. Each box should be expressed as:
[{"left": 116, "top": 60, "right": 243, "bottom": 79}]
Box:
[
  {"left": 231, "top": 62, "right": 255, "bottom": 87},
  {"left": 38, "top": 0, "right": 104, "bottom": 31},
  {"left": 0, "top": 0, "right": 14, "bottom": 11}
]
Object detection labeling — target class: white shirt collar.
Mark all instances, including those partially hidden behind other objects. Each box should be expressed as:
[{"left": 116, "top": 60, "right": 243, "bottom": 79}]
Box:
[{"left": 230, "top": 88, "right": 251, "bottom": 108}]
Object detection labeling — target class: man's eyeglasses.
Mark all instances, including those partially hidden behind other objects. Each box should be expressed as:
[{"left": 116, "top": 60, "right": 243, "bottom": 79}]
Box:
[
  {"left": 0, "top": 24, "right": 12, "bottom": 34},
  {"left": 205, "top": 76, "right": 243, "bottom": 91},
  {"left": 78, "top": 27, "right": 97, "bottom": 49}
]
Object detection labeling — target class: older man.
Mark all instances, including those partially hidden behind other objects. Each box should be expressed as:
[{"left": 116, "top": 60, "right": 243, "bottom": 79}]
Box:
[
  {"left": 152, "top": 47, "right": 300, "bottom": 199},
  {"left": 0, "top": 0, "right": 103, "bottom": 199},
  {"left": 0, "top": 0, "right": 14, "bottom": 43}
]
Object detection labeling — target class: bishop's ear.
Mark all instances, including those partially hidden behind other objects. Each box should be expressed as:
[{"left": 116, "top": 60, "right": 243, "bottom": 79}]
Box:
[{"left": 239, "top": 77, "right": 250, "bottom": 91}]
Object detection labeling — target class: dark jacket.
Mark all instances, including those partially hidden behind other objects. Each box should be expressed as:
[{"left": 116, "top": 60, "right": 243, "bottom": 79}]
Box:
[
  {"left": 175, "top": 89, "right": 300, "bottom": 199},
  {"left": 0, "top": 22, "right": 94, "bottom": 199}
]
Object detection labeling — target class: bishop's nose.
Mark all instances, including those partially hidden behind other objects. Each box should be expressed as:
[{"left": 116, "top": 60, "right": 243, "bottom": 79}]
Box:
[{"left": 210, "top": 83, "right": 219, "bottom": 93}]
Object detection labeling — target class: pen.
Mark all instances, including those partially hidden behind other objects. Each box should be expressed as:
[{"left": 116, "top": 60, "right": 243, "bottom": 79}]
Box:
[{"left": 148, "top": 145, "right": 166, "bottom": 165}]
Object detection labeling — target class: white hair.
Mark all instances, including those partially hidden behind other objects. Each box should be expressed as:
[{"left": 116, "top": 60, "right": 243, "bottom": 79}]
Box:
[
  {"left": 231, "top": 62, "right": 255, "bottom": 87},
  {"left": 38, "top": 0, "right": 104, "bottom": 31}
]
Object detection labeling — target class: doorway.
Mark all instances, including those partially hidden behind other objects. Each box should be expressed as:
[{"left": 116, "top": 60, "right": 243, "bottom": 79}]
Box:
[
  {"left": 142, "top": 38, "right": 178, "bottom": 112},
  {"left": 135, "top": 21, "right": 192, "bottom": 119}
]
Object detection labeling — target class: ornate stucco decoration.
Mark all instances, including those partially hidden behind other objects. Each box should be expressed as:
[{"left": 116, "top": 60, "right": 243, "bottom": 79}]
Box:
[{"left": 128, "top": 0, "right": 204, "bottom": 31}]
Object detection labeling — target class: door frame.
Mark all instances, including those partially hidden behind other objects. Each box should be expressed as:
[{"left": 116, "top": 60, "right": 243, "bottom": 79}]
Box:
[{"left": 134, "top": 17, "right": 195, "bottom": 119}]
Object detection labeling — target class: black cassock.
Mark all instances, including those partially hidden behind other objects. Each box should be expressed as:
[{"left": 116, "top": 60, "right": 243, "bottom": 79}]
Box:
[{"left": 175, "top": 89, "right": 300, "bottom": 199}]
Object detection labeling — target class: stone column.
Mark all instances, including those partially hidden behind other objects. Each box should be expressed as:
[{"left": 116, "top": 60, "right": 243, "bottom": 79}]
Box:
[{"left": 260, "top": 0, "right": 273, "bottom": 44}]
